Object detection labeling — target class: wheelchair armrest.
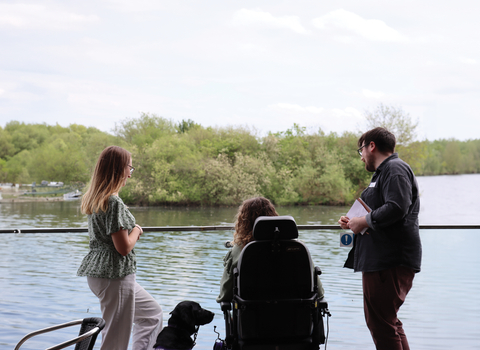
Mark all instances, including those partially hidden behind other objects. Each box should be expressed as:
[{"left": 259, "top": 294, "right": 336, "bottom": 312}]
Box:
[
  {"left": 315, "top": 266, "right": 322, "bottom": 276},
  {"left": 317, "top": 297, "right": 328, "bottom": 310},
  {"left": 233, "top": 268, "right": 239, "bottom": 296},
  {"left": 220, "top": 302, "right": 234, "bottom": 346},
  {"left": 220, "top": 302, "right": 232, "bottom": 312}
]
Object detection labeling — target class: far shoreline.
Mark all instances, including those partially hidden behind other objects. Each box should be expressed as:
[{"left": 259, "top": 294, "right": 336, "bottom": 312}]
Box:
[{"left": 0, "top": 196, "right": 65, "bottom": 203}]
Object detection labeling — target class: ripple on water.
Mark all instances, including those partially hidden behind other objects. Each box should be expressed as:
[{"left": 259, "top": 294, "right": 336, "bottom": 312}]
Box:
[{"left": 1, "top": 195, "right": 480, "bottom": 349}]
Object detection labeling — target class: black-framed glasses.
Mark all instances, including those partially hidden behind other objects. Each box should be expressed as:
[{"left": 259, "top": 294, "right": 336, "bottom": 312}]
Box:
[
  {"left": 357, "top": 144, "right": 366, "bottom": 156},
  {"left": 128, "top": 165, "right": 135, "bottom": 174}
]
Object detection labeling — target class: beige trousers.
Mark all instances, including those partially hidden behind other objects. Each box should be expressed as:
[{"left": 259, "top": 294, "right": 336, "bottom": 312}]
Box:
[{"left": 87, "top": 274, "right": 163, "bottom": 350}]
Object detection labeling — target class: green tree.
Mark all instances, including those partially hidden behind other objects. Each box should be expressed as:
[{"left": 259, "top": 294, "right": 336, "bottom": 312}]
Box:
[
  {"left": 193, "top": 126, "right": 260, "bottom": 161},
  {"left": 176, "top": 119, "right": 201, "bottom": 133},
  {"left": 3, "top": 149, "right": 32, "bottom": 183},
  {"left": 0, "top": 121, "right": 123, "bottom": 185},
  {"left": 0, "top": 127, "right": 15, "bottom": 159},
  {"left": 396, "top": 141, "right": 427, "bottom": 174},
  {"left": 274, "top": 124, "right": 310, "bottom": 170},
  {"left": 421, "top": 141, "right": 443, "bottom": 175},
  {"left": 294, "top": 146, "right": 353, "bottom": 205},
  {"left": 4, "top": 121, "right": 51, "bottom": 155},
  {"left": 0, "top": 158, "right": 6, "bottom": 182},
  {"left": 114, "top": 113, "right": 176, "bottom": 147},
  {"left": 28, "top": 134, "right": 90, "bottom": 183},
  {"left": 4, "top": 116, "right": 479, "bottom": 205},
  {"left": 202, "top": 153, "right": 271, "bottom": 205},
  {"left": 444, "top": 140, "right": 461, "bottom": 174}
]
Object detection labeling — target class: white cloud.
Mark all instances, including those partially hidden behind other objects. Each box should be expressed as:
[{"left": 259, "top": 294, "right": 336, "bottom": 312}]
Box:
[
  {"left": 238, "top": 42, "right": 268, "bottom": 52},
  {"left": 270, "top": 103, "right": 324, "bottom": 114},
  {"left": 312, "top": 9, "right": 408, "bottom": 43},
  {"left": 266, "top": 103, "right": 362, "bottom": 134},
  {"left": 0, "top": 4, "right": 98, "bottom": 29},
  {"left": 104, "top": 0, "right": 173, "bottom": 13},
  {"left": 269, "top": 103, "right": 361, "bottom": 120},
  {"left": 459, "top": 57, "right": 477, "bottom": 65},
  {"left": 362, "top": 89, "right": 386, "bottom": 99},
  {"left": 331, "top": 107, "right": 362, "bottom": 119},
  {"left": 232, "top": 8, "right": 310, "bottom": 35}
]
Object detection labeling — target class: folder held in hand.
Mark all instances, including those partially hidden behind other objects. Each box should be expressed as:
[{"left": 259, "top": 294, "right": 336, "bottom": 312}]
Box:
[{"left": 346, "top": 198, "right": 371, "bottom": 235}]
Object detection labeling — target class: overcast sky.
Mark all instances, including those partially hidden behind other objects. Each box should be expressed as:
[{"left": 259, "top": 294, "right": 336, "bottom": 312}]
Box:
[{"left": 0, "top": 1, "right": 478, "bottom": 140}]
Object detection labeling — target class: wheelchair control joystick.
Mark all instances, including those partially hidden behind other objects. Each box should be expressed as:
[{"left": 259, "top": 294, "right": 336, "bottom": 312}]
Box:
[{"left": 213, "top": 326, "right": 227, "bottom": 350}]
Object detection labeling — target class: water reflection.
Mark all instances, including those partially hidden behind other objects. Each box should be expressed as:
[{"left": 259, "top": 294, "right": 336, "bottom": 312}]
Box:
[{"left": 0, "top": 200, "right": 348, "bottom": 228}]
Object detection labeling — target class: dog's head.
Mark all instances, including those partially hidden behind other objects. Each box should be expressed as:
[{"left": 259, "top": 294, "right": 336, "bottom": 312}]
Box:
[{"left": 169, "top": 301, "right": 215, "bottom": 335}]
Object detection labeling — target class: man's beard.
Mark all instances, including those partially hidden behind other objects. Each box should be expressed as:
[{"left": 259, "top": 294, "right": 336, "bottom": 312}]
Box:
[{"left": 364, "top": 154, "right": 375, "bottom": 172}]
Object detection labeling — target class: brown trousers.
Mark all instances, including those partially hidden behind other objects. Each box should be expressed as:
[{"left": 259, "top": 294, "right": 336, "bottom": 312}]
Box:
[{"left": 362, "top": 266, "right": 415, "bottom": 350}]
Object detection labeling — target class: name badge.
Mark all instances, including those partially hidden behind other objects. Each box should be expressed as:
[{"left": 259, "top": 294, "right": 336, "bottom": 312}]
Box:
[{"left": 369, "top": 182, "right": 376, "bottom": 188}]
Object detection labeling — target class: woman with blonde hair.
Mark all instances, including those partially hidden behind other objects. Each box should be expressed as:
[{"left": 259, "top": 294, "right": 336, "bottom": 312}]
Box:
[
  {"left": 77, "top": 146, "right": 163, "bottom": 350},
  {"left": 216, "top": 197, "right": 324, "bottom": 302}
]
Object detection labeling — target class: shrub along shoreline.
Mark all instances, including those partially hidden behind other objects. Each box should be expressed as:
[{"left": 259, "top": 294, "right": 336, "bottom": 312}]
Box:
[{"left": 1, "top": 115, "right": 479, "bottom": 206}]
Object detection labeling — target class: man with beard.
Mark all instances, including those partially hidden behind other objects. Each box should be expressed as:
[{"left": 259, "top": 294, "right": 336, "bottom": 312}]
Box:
[{"left": 338, "top": 127, "right": 422, "bottom": 350}]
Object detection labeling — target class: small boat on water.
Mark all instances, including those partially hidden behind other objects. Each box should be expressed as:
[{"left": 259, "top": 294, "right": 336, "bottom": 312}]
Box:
[{"left": 63, "top": 190, "right": 82, "bottom": 200}]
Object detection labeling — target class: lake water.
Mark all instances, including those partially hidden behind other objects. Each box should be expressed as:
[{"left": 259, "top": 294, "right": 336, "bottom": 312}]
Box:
[{"left": 1, "top": 174, "right": 479, "bottom": 350}]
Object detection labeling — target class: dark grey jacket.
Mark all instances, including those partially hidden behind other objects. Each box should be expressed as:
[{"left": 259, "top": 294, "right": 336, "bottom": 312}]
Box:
[{"left": 344, "top": 153, "right": 422, "bottom": 273}]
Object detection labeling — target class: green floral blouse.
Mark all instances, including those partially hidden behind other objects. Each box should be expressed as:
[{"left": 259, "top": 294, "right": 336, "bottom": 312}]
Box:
[{"left": 77, "top": 195, "right": 137, "bottom": 279}]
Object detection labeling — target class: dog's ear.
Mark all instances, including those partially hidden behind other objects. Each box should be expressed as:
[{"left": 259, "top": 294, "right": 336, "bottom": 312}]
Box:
[{"left": 172, "top": 301, "right": 197, "bottom": 329}]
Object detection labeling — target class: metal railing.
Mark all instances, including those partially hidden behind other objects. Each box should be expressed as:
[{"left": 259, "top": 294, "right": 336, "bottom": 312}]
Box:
[{"left": 1, "top": 224, "right": 480, "bottom": 234}]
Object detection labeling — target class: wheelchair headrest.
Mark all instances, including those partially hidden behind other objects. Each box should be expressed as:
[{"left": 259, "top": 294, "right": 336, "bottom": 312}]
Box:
[{"left": 253, "top": 216, "right": 298, "bottom": 240}]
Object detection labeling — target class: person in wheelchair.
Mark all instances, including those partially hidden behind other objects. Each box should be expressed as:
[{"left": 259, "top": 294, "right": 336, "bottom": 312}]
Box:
[
  {"left": 217, "top": 196, "right": 324, "bottom": 303},
  {"left": 216, "top": 197, "right": 328, "bottom": 349}
]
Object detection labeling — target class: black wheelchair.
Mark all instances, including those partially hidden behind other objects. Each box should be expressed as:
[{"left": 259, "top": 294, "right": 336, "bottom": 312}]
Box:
[{"left": 219, "top": 216, "right": 330, "bottom": 350}]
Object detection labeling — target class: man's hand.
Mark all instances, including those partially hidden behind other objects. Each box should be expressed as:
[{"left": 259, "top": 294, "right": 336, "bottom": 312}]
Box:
[
  {"left": 338, "top": 216, "right": 350, "bottom": 230},
  {"left": 347, "top": 216, "right": 369, "bottom": 234}
]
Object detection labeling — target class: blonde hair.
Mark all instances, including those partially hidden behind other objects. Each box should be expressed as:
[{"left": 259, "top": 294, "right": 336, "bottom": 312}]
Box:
[
  {"left": 233, "top": 197, "right": 278, "bottom": 247},
  {"left": 81, "top": 146, "right": 131, "bottom": 215}
]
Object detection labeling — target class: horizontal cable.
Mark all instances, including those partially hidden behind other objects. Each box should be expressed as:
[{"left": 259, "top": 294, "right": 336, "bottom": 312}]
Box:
[{"left": 1, "top": 224, "right": 480, "bottom": 234}]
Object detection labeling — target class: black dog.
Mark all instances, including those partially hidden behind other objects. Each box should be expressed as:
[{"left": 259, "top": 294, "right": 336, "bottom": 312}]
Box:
[{"left": 154, "top": 301, "right": 215, "bottom": 350}]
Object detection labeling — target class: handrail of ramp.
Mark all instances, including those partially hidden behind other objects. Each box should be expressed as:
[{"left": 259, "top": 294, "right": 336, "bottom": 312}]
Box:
[{"left": 1, "top": 224, "right": 480, "bottom": 234}]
